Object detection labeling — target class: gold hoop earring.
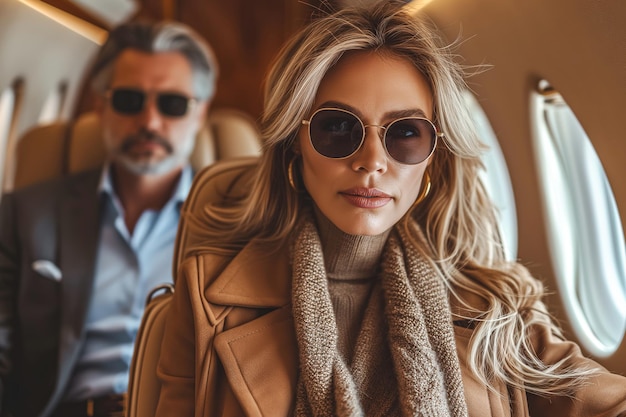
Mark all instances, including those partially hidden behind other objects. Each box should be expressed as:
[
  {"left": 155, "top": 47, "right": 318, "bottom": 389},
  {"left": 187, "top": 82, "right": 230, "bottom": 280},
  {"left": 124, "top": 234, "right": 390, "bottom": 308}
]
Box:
[
  {"left": 413, "top": 170, "right": 431, "bottom": 207},
  {"left": 288, "top": 157, "right": 299, "bottom": 192}
]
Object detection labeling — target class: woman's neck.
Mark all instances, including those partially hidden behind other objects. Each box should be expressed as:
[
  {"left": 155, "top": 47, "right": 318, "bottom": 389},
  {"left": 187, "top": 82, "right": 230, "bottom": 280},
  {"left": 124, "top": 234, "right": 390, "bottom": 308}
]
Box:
[{"left": 314, "top": 206, "right": 390, "bottom": 279}]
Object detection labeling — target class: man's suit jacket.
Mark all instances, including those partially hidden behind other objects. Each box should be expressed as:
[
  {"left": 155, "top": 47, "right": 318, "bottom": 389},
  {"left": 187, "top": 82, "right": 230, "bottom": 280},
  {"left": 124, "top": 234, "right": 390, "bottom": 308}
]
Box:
[{"left": 0, "top": 169, "right": 103, "bottom": 417}]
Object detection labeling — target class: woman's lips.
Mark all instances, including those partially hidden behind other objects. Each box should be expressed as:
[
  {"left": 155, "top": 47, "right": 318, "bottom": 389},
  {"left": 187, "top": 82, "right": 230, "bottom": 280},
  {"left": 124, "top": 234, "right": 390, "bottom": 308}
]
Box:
[{"left": 339, "top": 187, "right": 393, "bottom": 208}]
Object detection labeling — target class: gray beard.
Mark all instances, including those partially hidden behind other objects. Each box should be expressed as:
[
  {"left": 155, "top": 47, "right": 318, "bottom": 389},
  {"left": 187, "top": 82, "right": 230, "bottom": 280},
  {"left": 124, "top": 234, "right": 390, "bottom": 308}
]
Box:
[{"left": 113, "top": 133, "right": 195, "bottom": 176}]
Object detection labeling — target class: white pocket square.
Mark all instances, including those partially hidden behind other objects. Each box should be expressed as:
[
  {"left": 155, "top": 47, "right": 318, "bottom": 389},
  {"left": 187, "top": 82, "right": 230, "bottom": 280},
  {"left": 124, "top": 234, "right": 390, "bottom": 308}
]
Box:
[{"left": 32, "top": 260, "right": 62, "bottom": 281}]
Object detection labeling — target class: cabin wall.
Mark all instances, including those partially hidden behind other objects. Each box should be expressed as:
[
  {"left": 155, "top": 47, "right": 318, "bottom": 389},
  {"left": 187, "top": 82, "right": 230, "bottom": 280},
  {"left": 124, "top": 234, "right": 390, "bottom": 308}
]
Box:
[
  {"left": 0, "top": 0, "right": 100, "bottom": 190},
  {"left": 0, "top": 1, "right": 99, "bottom": 134},
  {"left": 424, "top": 0, "right": 626, "bottom": 373}
]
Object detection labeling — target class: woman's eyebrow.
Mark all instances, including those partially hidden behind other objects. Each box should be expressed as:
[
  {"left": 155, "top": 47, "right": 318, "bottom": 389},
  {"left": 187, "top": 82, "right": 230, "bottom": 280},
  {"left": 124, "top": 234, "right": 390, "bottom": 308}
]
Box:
[
  {"left": 314, "top": 101, "right": 429, "bottom": 121},
  {"left": 383, "top": 108, "right": 428, "bottom": 120},
  {"left": 315, "top": 100, "right": 356, "bottom": 113}
]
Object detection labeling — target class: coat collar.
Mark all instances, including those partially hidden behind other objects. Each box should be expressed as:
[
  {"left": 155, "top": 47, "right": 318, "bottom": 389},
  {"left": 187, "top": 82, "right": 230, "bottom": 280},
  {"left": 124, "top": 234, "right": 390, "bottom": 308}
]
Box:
[
  {"left": 202, "top": 232, "right": 486, "bottom": 317},
  {"left": 213, "top": 306, "right": 298, "bottom": 416},
  {"left": 205, "top": 239, "right": 292, "bottom": 309},
  {"left": 202, "top": 241, "right": 298, "bottom": 416}
]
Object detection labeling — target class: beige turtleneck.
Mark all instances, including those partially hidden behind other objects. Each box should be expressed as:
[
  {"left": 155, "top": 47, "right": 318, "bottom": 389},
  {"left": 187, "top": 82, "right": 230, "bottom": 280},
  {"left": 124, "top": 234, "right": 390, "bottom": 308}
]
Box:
[{"left": 313, "top": 207, "right": 390, "bottom": 362}]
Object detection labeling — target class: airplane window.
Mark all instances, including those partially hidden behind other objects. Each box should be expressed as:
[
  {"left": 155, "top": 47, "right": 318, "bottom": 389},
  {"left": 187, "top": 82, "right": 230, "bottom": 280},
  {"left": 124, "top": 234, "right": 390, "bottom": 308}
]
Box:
[
  {"left": 0, "top": 86, "right": 17, "bottom": 193},
  {"left": 530, "top": 80, "right": 626, "bottom": 356},
  {"left": 39, "top": 83, "right": 67, "bottom": 124},
  {"left": 463, "top": 91, "right": 518, "bottom": 261}
]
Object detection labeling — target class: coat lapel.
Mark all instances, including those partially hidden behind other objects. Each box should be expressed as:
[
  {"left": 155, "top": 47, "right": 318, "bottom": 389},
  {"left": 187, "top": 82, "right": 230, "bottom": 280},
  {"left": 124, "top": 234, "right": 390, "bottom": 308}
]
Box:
[
  {"left": 214, "top": 307, "right": 298, "bottom": 417},
  {"left": 206, "top": 240, "right": 291, "bottom": 308},
  {"left": 209, "top": 242, "right": 298, "bottom": 416}
]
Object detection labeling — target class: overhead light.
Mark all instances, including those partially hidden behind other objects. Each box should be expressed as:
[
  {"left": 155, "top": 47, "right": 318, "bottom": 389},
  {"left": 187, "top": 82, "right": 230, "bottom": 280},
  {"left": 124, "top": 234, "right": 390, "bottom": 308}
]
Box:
[{"left": 17, "top": 0, "right": 107, "bottom": 45}]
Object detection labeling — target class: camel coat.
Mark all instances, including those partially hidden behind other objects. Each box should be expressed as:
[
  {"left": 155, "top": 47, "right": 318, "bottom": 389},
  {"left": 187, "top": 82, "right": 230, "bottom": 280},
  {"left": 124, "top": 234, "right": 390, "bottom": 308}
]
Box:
[{"left": 155, "top": 240, "right": 626, "bottom": 417}]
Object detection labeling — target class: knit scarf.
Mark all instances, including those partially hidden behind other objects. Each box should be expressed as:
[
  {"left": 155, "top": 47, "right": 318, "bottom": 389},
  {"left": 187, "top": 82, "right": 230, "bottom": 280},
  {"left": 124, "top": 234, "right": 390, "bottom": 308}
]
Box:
[{"left": 291, "top": 214, "right": 468, "bottom": 417}]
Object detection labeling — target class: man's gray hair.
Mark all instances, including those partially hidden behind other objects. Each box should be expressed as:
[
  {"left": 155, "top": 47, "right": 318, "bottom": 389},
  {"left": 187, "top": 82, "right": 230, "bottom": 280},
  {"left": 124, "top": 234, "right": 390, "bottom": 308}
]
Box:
[{"left": 91, "top": 20, "right": 218, "bottom": 101}]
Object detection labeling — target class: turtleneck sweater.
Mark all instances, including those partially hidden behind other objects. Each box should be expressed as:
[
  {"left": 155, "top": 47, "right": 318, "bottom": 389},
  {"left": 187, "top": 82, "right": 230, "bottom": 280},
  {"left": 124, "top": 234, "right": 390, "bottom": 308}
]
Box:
[{"left": 313, "top": 208, "right": 390, "bottom": 362}]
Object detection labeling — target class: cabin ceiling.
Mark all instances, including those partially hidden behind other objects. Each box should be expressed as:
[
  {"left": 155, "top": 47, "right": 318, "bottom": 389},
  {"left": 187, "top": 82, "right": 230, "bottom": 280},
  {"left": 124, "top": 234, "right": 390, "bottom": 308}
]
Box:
[
  {"left": 70, "top": 0, "right": 136, "bottom": 25},
  {"left": 43, "top": 0, "right": 137, "bottom": 28}
]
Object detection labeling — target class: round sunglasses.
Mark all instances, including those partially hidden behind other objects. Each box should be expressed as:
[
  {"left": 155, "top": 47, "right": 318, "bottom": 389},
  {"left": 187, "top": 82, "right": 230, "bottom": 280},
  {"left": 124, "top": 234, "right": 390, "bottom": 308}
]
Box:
[
  {"left": 106, "top": 88, "right": 197, "bottom": 118},
  {"left": 302, "top": 108, "right": 443, "bottom": 165}
]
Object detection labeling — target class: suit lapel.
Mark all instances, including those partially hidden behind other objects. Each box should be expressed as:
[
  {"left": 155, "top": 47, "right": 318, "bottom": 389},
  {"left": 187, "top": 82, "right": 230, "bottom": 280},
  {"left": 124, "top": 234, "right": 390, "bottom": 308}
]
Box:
[{"left": 57, "top": 171, "right": 102, "bottom": 387}]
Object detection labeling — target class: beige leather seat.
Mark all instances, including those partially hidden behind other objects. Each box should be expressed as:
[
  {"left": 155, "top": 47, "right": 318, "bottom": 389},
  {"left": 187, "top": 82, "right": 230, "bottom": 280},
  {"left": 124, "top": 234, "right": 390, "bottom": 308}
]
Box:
[
  {"left": 12, "top": 108, "right": 262, "bottom": 190},
  {"left": 127, "top": 157, "right": 257, "bottom": 417}
]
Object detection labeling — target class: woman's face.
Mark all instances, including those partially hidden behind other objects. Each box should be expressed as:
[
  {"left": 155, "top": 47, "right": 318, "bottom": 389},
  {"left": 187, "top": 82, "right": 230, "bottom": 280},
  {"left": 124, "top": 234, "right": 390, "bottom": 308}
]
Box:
[{"left": 298, "top": 50, "right": 435, "bottom": 236}]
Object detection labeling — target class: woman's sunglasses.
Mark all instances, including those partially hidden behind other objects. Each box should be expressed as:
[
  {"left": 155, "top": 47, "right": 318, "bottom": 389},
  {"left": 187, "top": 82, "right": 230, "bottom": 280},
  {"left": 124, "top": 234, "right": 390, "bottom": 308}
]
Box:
[
  {"left": 302, "top": 108, "right": 443, "bottom": 165},
  {"left": 106, "top": 88, "right": 197, "bottom": 118}
]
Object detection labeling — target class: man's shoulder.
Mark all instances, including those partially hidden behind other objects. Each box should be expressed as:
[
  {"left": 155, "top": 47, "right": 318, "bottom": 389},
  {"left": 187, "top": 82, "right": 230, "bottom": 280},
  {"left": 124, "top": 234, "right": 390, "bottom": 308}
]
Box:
[{"left": 6, "top": 169, "right": 101, "bottom": 202}]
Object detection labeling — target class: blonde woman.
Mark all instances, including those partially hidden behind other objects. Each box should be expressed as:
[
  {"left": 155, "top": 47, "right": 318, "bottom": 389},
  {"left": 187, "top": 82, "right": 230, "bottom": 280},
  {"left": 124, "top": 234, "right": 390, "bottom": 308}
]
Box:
[{"left": 155, "top": 2, "right": 626, "bottom": 416}]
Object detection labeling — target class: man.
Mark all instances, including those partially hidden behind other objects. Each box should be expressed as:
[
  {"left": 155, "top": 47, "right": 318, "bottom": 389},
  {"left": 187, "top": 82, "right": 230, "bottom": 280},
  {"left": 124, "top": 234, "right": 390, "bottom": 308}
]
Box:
[{"left": 0, "top": 20, "right": 217, "bottom": 417}]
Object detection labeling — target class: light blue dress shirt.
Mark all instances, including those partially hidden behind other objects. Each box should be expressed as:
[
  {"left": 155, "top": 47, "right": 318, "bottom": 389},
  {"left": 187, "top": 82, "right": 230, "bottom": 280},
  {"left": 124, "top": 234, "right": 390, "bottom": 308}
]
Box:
[{"left": 63, "top": 164, "right": 193, "bottom": 401}]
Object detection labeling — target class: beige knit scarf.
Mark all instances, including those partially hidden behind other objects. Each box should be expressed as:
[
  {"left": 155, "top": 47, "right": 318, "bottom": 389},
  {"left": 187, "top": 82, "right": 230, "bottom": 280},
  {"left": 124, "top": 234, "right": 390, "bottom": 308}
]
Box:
[{"left": 291, "top": 214, "right": 468, "bottom": 417}]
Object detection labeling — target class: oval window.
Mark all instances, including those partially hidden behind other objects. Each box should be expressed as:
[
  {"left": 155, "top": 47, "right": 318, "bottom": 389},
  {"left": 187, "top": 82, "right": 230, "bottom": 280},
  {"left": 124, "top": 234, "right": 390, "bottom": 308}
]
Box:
[
  {"left": 463, "top": 91, "right": 518, "bottom": 261},
  {"left": 0, "top": 86, "right": 17, "bottom": 194},
  {"left": 530, "top": 80, "right": 626, "bottom": 356},
  {"left": 38, "top": 83, "right": 67, "bottom": 124}
]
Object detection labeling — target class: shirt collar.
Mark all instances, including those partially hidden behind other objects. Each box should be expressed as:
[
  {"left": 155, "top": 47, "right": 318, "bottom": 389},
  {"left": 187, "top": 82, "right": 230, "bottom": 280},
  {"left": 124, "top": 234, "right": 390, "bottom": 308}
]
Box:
[
  {"left": 98, "top": 163, "right": 194, "bottom": 208},
  {"left": 172, "top": 164, "right": 194, "bottom": 207}
]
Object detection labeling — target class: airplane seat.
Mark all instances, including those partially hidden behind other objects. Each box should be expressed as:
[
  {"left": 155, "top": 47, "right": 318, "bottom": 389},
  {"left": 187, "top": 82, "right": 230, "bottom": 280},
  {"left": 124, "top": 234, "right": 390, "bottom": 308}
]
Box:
[
  {"left": 12, "top": 108, "right": 262, "bottom": 190},
  {"left": 12, "top": 121, "right": 70, "bottom": 191},
  {"left": 127, "top": 156, "right": 257, "bottom": 417}
]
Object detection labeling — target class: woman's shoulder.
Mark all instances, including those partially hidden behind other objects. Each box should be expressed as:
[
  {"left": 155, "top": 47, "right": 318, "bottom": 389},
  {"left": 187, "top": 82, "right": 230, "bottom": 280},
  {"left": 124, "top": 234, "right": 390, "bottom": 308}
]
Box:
[
  {"left": 178, "top": 239, "right": 291, "bottom": 295},
  {"left": 178, "top": 249, "right": 240, "bottom": 290}
]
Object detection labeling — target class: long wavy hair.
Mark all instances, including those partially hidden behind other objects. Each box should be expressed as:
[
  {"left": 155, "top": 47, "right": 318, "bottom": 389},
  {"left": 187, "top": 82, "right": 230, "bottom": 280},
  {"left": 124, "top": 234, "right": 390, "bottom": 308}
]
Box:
[{"left": 188, "top": 0, "right": 594, "bottom": 397}]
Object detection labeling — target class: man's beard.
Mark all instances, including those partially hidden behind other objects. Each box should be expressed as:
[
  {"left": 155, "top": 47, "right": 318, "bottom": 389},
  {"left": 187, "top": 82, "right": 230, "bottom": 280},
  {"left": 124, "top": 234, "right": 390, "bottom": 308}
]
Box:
[{"left": 112, "top": 128, "right": 194, "bottom": 175}]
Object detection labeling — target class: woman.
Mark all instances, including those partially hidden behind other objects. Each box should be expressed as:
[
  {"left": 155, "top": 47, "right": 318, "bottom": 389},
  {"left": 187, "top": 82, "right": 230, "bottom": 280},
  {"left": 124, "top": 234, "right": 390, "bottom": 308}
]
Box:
[{"left": 155, "top": 2, "right": 626, "bottom": 416}]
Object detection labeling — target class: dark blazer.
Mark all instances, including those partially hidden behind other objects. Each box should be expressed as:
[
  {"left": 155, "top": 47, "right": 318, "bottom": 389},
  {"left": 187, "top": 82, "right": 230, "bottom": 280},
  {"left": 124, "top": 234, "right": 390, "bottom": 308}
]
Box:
[{"left": 0, "top": 169, "right": 102, "bottom": 417}]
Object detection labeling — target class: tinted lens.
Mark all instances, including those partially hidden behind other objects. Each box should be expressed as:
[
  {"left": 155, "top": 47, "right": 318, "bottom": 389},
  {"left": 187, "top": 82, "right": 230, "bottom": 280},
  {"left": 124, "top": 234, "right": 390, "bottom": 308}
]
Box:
[
  {"left": 111, "top": 89, "right": 144, "bottom": 114},
  {"left": 309, "top": 109, "right": 363, "bottom": 158},
  {"left": 157, "top": 93, "right": 190, "bottom": 117},
  {"left": 384, "top": 118, "right": 436, "bottom": 164}
]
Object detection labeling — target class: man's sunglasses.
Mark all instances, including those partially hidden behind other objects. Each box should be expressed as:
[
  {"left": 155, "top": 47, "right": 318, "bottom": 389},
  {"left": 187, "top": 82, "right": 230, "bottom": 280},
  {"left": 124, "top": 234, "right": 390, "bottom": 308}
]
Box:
[
  {"left": 106, "top": 88, "right": 197, "bottom": 118},
  {"left": 302, "top": 108, "right": 443, "bottom": 165}
]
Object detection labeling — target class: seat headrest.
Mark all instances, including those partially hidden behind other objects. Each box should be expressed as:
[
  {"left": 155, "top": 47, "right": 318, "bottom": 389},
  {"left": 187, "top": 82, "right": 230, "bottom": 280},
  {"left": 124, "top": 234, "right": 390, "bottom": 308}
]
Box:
[
  {"left": 172, "top": 157, "right": 257, "bottom": 276},
  {"left": 12, "top": 108, "right": 262, "bottom": 190},
  {"left": 68, "top": 112, "right": 107, "bottom": 174}
]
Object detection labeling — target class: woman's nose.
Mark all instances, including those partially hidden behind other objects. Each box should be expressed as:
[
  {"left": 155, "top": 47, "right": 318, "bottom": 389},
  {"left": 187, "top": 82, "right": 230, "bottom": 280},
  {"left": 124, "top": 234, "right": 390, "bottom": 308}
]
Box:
[{"left": 350, "top": 125, "right": 388, "bottom": 173}]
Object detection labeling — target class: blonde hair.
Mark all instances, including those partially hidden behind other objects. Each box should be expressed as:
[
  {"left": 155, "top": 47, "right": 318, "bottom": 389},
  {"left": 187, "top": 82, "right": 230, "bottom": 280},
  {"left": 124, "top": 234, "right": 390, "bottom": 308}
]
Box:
[{"left": 189, "top": 0, "right": 593, "bottom": 397}]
